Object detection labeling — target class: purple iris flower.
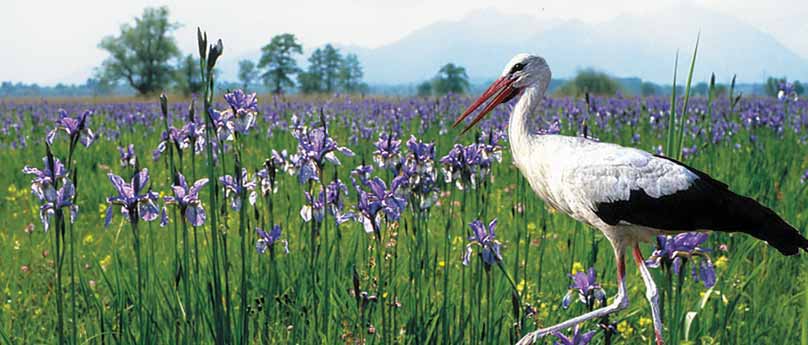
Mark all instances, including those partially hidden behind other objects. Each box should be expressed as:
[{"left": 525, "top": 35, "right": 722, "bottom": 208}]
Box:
[
  {"left": 256, "top": 225, "right": 289, "bottom": 255},
  {"left": 350, "top": 164, "right": 374, "bottom": 190},
  {"left": 223, "top": 89, "right": 258, "bottom": 134},
  {"left": 153, "top": 126, "right": 189, "bottom": 161},
  {"left": 800, "top": 169, "right": 808, "bottom": 184},
  {"left": 480, "top": 129, "right": 505, "bottom": 165},
  {"left": 256, "top": 155, "right": 282, "bottom": 197},
  {"left": 778, "top": 81, "right": 799, "bottom": 101},
  {"left": 182, "top": 121, "right": 206, "bottom": 154},
  {"left": 300, "top": 190, "right": 326, "bottom": 223},
  {"left": 23, "top": 155, "right": 77, "bottom": 232},
  {"left": 646, "top": 233, "right": 716, "bottom": 288},
  {"left": 209, "top": 108, "right": 235, "bottom": 142},
  {"left": 219, "top": 168, "right": 257, "bottom": 210},
  {"left": 552, "top": 325, "right": 596, "bottom": 345},
  {"left": 326, "top": 179, "right": 355, "bottom": 224},
  {"left": 118, "top": 144, "right": 136, "bottom": 167},
  {"left": 23, "top": 156, "right": 67, "bottom": 202},
  {"left": 46, "top": 109, "right": 95, "bottom": 147},
  {"left": 301, "top": 179, "right": 354, "bottom": 225},
  {"left": 682, "top": 144, "right": 698, "bottom": 159},
  {"left": 562, "top": 267, "right": 607, "bottom": 309},
  {"left": 400, "top": 136, "right": 439, "bottom": 209},
  {"left": 293, "top": 126, "right": 353, "bottom": 184},
  {"left": 355, "top": 176, "right": 407, "bottom": 234},
  {"left": 105, "top": 169, "right": 160, "bottom": 226},
  {"left": 163, "top": 172, "right": 209, "bottom": 226},
  {"left": 406, "top": 135, "right": 435, "bottom": 163},
  {"left": 373, "top": 132, "right": 401, "bottom": 169},
  {"left": 440, "top": 143, "right": 489, "bottom": 190},
  {"left": 270, "top": 149, "right": 300, "bottom": 177},
  {"left": 462, "top": 218, "right": 502, "bottom": 270},
  {"left": 37, "top": 180, "right": 78, "bottom": 233}
]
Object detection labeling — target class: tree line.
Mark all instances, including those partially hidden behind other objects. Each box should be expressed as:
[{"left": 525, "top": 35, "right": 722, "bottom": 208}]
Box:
[
  {"left": 93, "top": 7, "right": 369, "bottom": 96},
  {"left": 8, "top": 6, "right": 804, "bottom": 99}
]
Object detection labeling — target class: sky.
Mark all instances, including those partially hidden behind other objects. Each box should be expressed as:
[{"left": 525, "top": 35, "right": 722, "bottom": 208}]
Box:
[{"left": 2, "top": 0, "right": 806, "bottom": 85}]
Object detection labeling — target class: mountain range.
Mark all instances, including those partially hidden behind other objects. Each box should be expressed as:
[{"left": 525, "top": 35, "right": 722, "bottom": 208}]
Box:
[{"left": 218, "top": 4, "right": 808, "bottom": 85}]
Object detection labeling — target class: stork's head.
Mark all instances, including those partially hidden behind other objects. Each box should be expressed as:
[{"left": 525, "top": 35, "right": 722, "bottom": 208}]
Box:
[{"left": 453, "top": 54, "right": 551, "bottom": 133}]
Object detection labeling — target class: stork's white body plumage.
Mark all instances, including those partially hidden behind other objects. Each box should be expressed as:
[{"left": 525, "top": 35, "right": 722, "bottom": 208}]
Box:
[{"left": 453, "top": 53, "right": 808, "bottom": 345}]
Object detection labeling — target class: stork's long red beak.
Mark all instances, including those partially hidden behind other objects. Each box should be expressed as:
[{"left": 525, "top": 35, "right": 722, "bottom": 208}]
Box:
[{"left": 452, "top": 76, "right": 519, "bottom": 134}]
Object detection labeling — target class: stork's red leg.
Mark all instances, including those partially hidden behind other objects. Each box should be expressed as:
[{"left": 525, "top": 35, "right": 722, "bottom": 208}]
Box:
[
  {"left": 515, "top": 242, "right": 630, "bottom": 345},
  {"left": 633, "top": 243, "right": 665, "bottom": 345}
]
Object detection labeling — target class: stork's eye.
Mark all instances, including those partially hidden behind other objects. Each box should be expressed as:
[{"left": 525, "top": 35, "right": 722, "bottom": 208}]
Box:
[{"left": 510, "top": 63, "right": 526, "bottom": 74}]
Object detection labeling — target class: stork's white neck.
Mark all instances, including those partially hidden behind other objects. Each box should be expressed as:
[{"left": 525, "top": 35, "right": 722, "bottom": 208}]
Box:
[{"left": 508, "top": 84, "right": 545, "bottom": 167}]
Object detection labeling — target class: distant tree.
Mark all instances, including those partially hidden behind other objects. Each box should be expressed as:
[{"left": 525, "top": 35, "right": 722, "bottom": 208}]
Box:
[
  {"left": 97, "top": 6, "right": 180, "bottom": 95},
  {"left": 85, "top": 77, "right": 114, "bottom": 96},
  {"left": 556, "top": 69, "right": 620, "bottom": 97},
  {"left": 794, "top": 81, "right": 805, "bottom": 95},
  {"left": 258, "top": 33, "right": 303, "bottom": 94},
  {"left": 765, "top": 77, "right": 784, "bottom": 97},
  {"left": 174, "top": 54, "right": 204, "bottom": 96},
  {"left": 299, "top": 44, "right": 344, "bottom": 94},
  {"left": 298, "top": 48, "right": 325, "bottom": 94},
  {"left": 237, "top": 60, "right": 258, "bottom": 89},
  {"left": 433, "top": 63, "right": 469, "bottom": 95},
  {"left": 320, "top": 44, "right": 343, "bottom": 92},
  {"left": 297, "top": 71, "right": 321, "bottom": 94},
  {"left": 692, "top": 82, "right": 709, "bottom": 96},
  {"left": 417, "top": 81, "right": 433, "bottom": 97},
  {"left": 713, "top": 84, "right": 728, "bottom": 98},
  {"left": 339, "top": 53, "right": 365, "bottom": 93},
  {"left": 640, "top": 82, "right": 657, "bottom": 97}
]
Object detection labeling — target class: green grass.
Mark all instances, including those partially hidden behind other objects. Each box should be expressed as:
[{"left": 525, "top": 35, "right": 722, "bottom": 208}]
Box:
[{"left": 0, "top": 95, "right": 806, "bottom": 345}]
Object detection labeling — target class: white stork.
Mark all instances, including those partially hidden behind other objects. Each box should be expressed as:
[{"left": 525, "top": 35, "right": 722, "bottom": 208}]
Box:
[{"left": 452, "top": 54, "right": 808, "bottom": 345}]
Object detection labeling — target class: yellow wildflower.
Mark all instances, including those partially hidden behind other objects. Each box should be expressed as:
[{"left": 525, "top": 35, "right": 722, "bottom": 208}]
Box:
[
  {"left": 100, "top": 255, "right": 112, "bottom": 271},
  {"left": 83, "top": 234, "right": 95, "bottom": 246},
  {"left": 571, "top": 262, "right": 585, "bottom": 275},
  {"left": 638, "top": 317, "right": 652, "bottom": 328},
  {"left": 516, "top": 280, "right": 526, "bottom": 293},
  {"left": 714, "top": 256, "right": 728, "bottom": 270},
  {"left": 438, "top": 260, "right": 446, "bottom": 268},
  {"left": 617, "top": 320, "right": 634, "bottom": 336}
]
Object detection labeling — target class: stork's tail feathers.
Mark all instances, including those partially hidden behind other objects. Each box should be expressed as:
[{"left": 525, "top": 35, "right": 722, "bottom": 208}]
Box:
[{"left": 726, "top": 194, "right": 808, "bottom": 256}]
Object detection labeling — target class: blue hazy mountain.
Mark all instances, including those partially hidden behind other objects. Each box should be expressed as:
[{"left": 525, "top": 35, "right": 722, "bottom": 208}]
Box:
[{"left": 218, "top": 5, "right": 808, "bottom": 85}]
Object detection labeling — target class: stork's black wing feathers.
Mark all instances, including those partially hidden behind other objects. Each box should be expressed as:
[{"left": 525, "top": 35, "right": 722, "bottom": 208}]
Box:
[{"left": 594, "top": 155, "right": 808, "bottom": 255}]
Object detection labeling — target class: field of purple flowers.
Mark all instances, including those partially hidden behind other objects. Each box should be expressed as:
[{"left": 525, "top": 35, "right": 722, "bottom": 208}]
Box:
[{"left": 2, "top": 42, "right": 808, "bottom": 345}]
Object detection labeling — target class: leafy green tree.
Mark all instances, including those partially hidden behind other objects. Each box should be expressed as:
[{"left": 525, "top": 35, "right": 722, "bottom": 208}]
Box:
[
  {"left": 339, "top": 54, "right": 365, "bottom": 93},
  {"left": 299, "top": 44, "right": 344, "bottom": 94},
  {"left": 417, "top": 81, "right": 433, "bottom": 97},
  {"left": 174, "top": 54, "right": 204, "bottom": 96},
  {"left": 765, "top": 77, "right": 784, "bottom": 97},
  {"left": 692, "top": 82, "right": 709, "bottom": 96},
  {"left": 320, "top": 44, "right": 343, "bottom": 92},
  {"left": 258, "top": 33, "right": 303, "bottom": 94},
  {"left": 763, "top": 77, "right": 804, "bottom": 97},
  {"left": 297, "top": 71, "right": 321, "bottom": 94},
  {"left": 556, "top": 69, "right": 621, "bottom": 97},
  {"left": 237, "top": 60, "right": 257, "bottom": 89},
  {"left": 640, "top": 81, "right": 657, "bottom": 96},
  {"left": 713, "top": 84, "right": 728, "bottom": 98},
  {"left": 85, "top": 78, "right": 112, "bottom": 96},
  {"left": 97, "top": 6, "right": 180, "bottom": 95},
  {"left": 433, "top": 63, "right": 469, "bottom": 95}
]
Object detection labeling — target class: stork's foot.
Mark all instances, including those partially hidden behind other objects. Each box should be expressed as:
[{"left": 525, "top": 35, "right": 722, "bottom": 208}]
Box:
[{"left": 515, "top": 328, "right": 551, "bottom": 345}]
